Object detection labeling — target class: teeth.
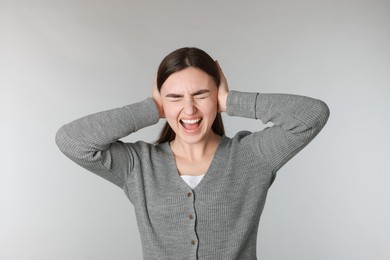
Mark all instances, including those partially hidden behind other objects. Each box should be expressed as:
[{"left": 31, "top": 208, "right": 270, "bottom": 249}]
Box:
[{"left": 181, "top": 118, "right": 201, "bottom": 124}]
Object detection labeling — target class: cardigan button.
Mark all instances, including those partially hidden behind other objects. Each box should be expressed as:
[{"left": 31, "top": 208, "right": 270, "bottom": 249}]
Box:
[
  {"left": 191, "top": 240, "right": 197, "bottom": 245},
  {"left": 189, "top": 214, "right": 194, "bottom": 220},
  {"left": 187, "top": 192, "right": 192, "bottom": 197}
]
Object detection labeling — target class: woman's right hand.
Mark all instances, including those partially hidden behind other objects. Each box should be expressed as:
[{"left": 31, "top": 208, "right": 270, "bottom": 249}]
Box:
[{"left": 152, "top": 73, "right": 165, "bottom": 118}]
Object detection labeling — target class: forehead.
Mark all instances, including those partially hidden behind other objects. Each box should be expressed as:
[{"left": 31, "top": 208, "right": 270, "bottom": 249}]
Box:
[{"left": 161, "top": 67, "right": 216, "bottom": 93}]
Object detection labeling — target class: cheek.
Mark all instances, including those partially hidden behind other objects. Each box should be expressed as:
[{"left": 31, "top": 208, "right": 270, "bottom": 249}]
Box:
[
  {"left": 162, "top": 102, "right": 179, "bottom": 120},
  {"left": 200, "top": 100, "right": 218, "bottom": 116}
]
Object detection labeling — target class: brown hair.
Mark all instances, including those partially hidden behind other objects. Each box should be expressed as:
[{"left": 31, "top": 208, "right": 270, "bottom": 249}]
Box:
[{"left": 155, "top": 47, "right": 225, "bottom": 144}]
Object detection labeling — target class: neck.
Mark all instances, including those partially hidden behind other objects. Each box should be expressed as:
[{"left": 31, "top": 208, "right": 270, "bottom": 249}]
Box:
[{"left": 170, "top": 132, "right": 221, "bottom": 161}]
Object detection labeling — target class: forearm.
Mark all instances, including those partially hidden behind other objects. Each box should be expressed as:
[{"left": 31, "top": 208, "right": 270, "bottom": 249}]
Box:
[
  {"left": 226, "top": 90, "right": 330, "bottom": 138},
  {"left": 56, "top": 98, "right": 160, "bottom": 161}
]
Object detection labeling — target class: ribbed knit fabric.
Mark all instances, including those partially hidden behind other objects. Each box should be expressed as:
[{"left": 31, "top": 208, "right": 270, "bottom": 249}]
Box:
[{"left": 56, "top": 91, "right": 329, "bottom": 260}]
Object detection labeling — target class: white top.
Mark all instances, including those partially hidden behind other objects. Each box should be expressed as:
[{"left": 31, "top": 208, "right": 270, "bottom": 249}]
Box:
[{"left": 180, "top": 174, "right": 205, "bottom": 189}]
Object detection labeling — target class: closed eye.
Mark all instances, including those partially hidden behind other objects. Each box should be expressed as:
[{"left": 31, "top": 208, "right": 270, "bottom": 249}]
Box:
[
  {"left": 165, "top": 94, "right": 183, "bottom": 101},
  {"left": 195, "top": 93, "right": 209, "bottom": 99},
  {"left": 193, "top": 90, "right": 210, "bottom": 99}
]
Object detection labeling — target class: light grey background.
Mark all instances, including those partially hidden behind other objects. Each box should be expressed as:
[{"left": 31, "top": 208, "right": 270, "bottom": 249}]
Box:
[{"left": 1, "top": 0, "right": 389, "bottom": 259}]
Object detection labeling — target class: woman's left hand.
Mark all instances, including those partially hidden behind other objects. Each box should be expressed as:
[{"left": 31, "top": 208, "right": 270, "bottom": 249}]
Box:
[{"left": 216, "top": 61, "right": 229, "bottom": 113}]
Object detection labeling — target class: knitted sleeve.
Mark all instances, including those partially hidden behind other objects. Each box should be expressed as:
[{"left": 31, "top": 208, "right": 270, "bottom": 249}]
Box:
[
  {"left": 55, "top": 98, "right": 160, "bottom": 188},
  {"left": 226, "top": 91, "right": 330, "bottom": 173}
]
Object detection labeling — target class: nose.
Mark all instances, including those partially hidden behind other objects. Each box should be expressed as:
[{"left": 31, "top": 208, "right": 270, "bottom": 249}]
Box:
[{"left": 183, "top": 98, "right": 197, "bottom": 115}]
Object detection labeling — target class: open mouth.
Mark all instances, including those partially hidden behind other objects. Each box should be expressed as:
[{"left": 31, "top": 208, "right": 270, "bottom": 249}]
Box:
[{"left": 180, "top": 118, "right": 202, "bottom": 131}]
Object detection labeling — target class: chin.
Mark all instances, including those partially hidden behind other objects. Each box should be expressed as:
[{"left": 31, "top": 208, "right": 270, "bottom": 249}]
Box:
[{"left": 177, "top": 130, "right": 214, "bottom": 144}]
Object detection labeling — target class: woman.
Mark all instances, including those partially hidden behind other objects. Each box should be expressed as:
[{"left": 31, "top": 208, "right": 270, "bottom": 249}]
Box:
[{"left": 56, "top": 47, "right": 330, "bottom": 259}]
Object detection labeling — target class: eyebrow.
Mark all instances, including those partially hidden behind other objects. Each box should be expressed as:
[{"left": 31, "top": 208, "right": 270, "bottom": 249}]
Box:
[{"left": 165, "top": 89, "right": 210, "bottom": 98}]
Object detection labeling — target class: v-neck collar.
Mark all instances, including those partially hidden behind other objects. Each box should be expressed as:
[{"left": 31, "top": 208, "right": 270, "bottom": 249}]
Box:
[{"left": 160, "top": 135, "right": 229, "bottom": 192}]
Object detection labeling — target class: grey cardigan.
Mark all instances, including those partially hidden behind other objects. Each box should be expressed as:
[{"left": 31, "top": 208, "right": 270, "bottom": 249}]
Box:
[{"left": 56, "top": 91, "right": 329, "bottom": 259}]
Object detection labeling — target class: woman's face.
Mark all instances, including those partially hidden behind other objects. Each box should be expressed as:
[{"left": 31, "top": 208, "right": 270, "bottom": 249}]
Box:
[{"left": 160, "top": 67, "right": 218, "bottom": 145}]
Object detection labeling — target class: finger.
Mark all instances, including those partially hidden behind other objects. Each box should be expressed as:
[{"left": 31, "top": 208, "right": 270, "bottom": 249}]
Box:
[{"left": 215, "top": 60, "right": 226, "bottom": 79}]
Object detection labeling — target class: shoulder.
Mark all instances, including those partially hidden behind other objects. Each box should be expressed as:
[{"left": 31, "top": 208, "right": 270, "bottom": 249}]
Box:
[
  {"left": 122, "top": 140, "right": 170, "bottom": 157},
  {"left": 230, "top": 130, "right": 256, "bottom": 143},
  {"left": 122, "top": 140, "right": 157, "bottom": 152},
  {"left": 223, "top": 130, "right": 260, "bottom": 151}
]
